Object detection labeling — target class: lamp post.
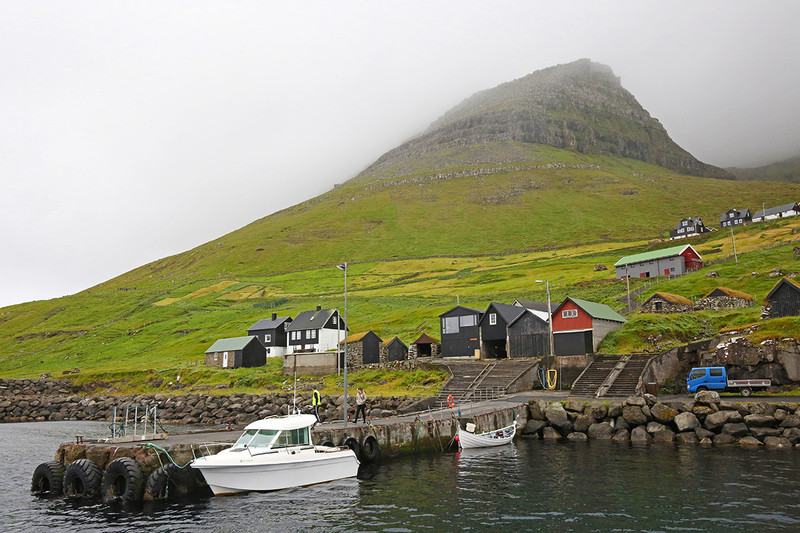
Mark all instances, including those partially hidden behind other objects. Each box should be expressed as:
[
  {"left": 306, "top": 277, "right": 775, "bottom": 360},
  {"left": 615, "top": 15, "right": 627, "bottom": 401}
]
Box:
[
  {"left": 336, "top": 262, "right": 348, "bottom": 425},
  {"left": 535, "top": 280, "right": 555, "bottom": 368}
]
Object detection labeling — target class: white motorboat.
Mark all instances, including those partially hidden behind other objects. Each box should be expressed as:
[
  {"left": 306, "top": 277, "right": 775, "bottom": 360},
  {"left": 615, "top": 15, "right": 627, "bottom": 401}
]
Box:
[
  {"left": 191, "top": 414, "right": 359, "bottom": 495},
  {"left": 456, "top": 422, "right": 516, "bottom": 449}
]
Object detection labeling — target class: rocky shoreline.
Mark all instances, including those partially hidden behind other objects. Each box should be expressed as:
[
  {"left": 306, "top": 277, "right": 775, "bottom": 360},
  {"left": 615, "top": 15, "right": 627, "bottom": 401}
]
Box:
[{"left": 522, "top": 391, "right": 800, "bottom": 447}]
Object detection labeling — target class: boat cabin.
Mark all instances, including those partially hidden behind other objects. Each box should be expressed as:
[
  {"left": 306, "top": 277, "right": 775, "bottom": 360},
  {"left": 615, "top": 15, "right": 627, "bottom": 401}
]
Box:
[{"left": 232, "top": 415, "right": 315, "bottom": 451}]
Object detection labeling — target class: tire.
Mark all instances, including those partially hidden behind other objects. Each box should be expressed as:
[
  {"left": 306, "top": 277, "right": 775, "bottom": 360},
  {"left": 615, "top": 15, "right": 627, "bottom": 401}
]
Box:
[
  {"left": 360, "top": 434, "right": 380, "bottom": 463},
  {"left": 101, "top": 457, "right": 144, "bottom": 504},
  {"left": 63, "top": 459, "right": 102, "bottom": 500},
  {"left": 31, "top": 461, "right": 65, "bottom": 496},
  {"left": 319, "top": 440, "right": 335, "bottom": 448},
  {"left": 143, "top": 464, "right": 208, "bottom": 501},
  {"left": 740, "top": 387, "right": 752, "bottom": 397},
  {"left": 339, "top": 436, "right": 361, "bottom": 461},
  {"left": 697, "top": 386, "right": 708, "bottom": 392}
]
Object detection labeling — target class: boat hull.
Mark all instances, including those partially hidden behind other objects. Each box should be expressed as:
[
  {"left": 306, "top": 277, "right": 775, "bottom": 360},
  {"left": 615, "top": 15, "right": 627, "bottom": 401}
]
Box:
[
  {"left": 457, "top": 425, "right": 516, "bottom": 449},
  {"left": 193, "top": 447, "right": 359, "bottom": 495}
]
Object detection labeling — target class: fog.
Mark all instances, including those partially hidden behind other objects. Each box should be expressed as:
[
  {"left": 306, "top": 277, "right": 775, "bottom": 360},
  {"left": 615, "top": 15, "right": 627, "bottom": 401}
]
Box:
[{"left": 1, "top": 1, "right": 799, "bottom": 308}]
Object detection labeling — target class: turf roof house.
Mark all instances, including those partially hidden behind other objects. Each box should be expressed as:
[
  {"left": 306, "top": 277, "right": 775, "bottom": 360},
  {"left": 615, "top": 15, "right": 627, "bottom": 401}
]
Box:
[
  {"left": 765, "top": 278, "right": 800, "bottom": 318},
  {"left": 669, "top": 216, "right": 710, "bottom": 240},
  {"left": 286, "top": 305, "right": 346, "bottom": 353},
  {"left": 720, "top": 208, "right": 752, "bottom": 229},
  {"left": 695, "top": 287, "right": 754, "bottom": 310},
  {"left": 439, "top": 306, "right": 483, "bottom": 357},
  {"left": 340, "top": 330, "right": 382, "bottom": 368},
  {"left": 641, "top": 292, "right": 692, "bottom": 314},
  {"left": 204, "top": 336, "right": 266, "bottom": 368},
  {"left": 551, "top": 298, "right": 627, "bottom": 356},
  {"left": 614, "top": 244, "right": 702, "bottom": 280},
  {"left": 382, "top": 336, "right": 409, "bottom": 362},
  {"left": 247, "top": 313, "right": 292, "bottom": 358},
  {"left": 754, "top": 202, "right": 800, "bottom": 222}
]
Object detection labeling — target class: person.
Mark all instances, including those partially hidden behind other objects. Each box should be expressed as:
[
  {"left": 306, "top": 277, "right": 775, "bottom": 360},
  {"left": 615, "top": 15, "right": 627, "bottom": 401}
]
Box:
[
  {"left": 354, "top": 387, "right": 367, "bottom": 423},
  {"left": 312, "top": 388, "right": 322, "bottom": 424}
]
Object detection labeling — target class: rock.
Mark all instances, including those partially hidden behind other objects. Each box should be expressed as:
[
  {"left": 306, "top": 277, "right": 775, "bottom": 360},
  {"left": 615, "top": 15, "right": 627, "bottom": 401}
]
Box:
[
  {"left": 615, "top": 416, "right": 629, "bottom": 431},
  {"left": 676, "top": 432, "right": 697, "bottom": 444},
  {"left": 567, "top": 432, "right": 588, "bottom": 441},
  {"left": 691, "top": 405, "right": 716, "bottom": 417},
  {"left": 522, "top": 419, "right": 546, "bottom": 436},
  {"left": 622, "top": 405, "right": 648, "bottom": 426},
  {"left": 744, "top": 414, "right": 777, "bottom": 428},
  {"left": 564, "top": 399, "right": 584, "bottom": 413},
  {"left": 573, "top": 414, "right": 594, "bottom": 433},
  {"left": 643, "top": 394, "right": 658, "bottom": 406},
  {"left": 542, "top": 427, "right": 562, "bottom": 440},
  {"left": 739, "top": 436, "right": 763, "bottom": 446},
  {"left": 653, "top": 428, "right": 675, "bottom": 442},
  {"left": 587, "top": 422, "right": 615, "bottom": 439},
  {"left": 721, "top": 422, "right": 749, "bottom": 438},
  {"left": 782, "top": 427, "right": 800, "bottom": 443},
  {"left": 588, "top": 401, "right": 608, "bottom": 420},
  {"left": 713, "top": 433, "right": 736, "bottom": 445},
  {"left": 674, "top": 412, "right": 700, "bottom": 432},
  {"left": 612, "top": 429, "right": 630, "bottom": 442},
  {"left": 606, "top": 401, "right": 623, "bottom": 418},
  {"left": 646, "top": 421, "right": 666, "bottom": 434},
  {"left": 545, "top": 403, "right": 572, "bottom": 434},
  {"left": 694, "top": 390, "right": 721, "bottom": 405},
  {"left": 630, "top": 426, "right": 651, "bottom": 442},
  {"left": 706, "top": 270, "right": 719, "bottom": 278},
  {"left": 764, "top": 436, "right": 792, "bottom": 448},
  {"left": 705, "top": 410, "right": 743, "bottom": 431},
  {"left": 650, "top": 402, "right": 678, "bottom": 424},
  {"left": 695, "top": 428, "right": 715, "bottom": 441},
  {"left": 699, "top": 437, "right": 713, "bottom": 445},
  {"left": 528, "top": 399, "right": 547, "bottom": 420},
  {"left": 593, "top": 264, "right": 607, "bottom": 271},
  {"left": 750, "top": 427, "right": 781, "bottom": 438},
  {"left": 625, "top": 396, "right": 647, "bottom": 407}
]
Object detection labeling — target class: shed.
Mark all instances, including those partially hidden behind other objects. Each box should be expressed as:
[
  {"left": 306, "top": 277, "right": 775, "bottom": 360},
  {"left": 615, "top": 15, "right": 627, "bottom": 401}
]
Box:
[
  {"left": 383, "top": 336, "right": 408, "bottom": 362},
  {"left": 478, "top": 302, "right": 527, "bottom": 358},
  {"left": 411, "top": 333, "right": 440, "bottom": 358},
  {"left": 766, "top": 278, "right": 800, "bottom": 318},
  {"left": 439, "top": 306, "right": 483, "bottom": 357},
  {"left": 340, "top": 330, "right": 382, "bottom": 366},
  {"left": 205, "top": 336, "right": 266, "bottom": 368},
  {"left": 507, "top": 309, "right": 551, "bottom": 358},
  {"left": 641, "top": 292, "right": 692, "bottom": 313},
  {"left": 552, "top": 298, "right": 627, "bottom": 356}
]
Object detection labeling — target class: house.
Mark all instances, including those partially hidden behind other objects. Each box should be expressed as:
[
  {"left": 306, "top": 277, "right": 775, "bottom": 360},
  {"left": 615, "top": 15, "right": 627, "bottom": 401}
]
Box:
[
  {"left": 411, "top": 333, "right": 440, "bottom": 358},
  {"left": 439, "top": 306, "right": 483, "bottom": 357},
  {"left": 753, "top": 202, "right": 800, "bottom": 222},
  {"left": 205, "top": 336, "right": 266, "bottom": 368},
  {"left": 669, "top": 217, "right": 710, "bottom": 240},
  {"left": 383, "top": 337, "right": 408, "bottom": 362},
  {"left": 247, "top": 313, "right": 292, "bottom": 358},
  {"left": 286, "top": 305, "right": 346, "bottom": 353},
  {"left": 695, "top": 287, "right": 754, "bottom": 311},
  {"left": 340, "top": 331, "right": 382, "bottom": 367},
  {"left": 720, "top": 208, "right": 752, "bottom": 229},
  {"left": 551, "top": 298, "right": 627, "bottom": 356},
  {"left": 641, "top": 292, "right": 692, "bottom": 314},
  {"left": 478, "top": 303, "right": 527, "bottom": 358},
  {"left": 513, "top": 299, "right": 551, "bottom": 313},
  {"left": 507, "top": 308, "right": 551, "bottom": 358},
  {"left": 614, "top": 244, "right": 702, "bottom": 280},
  {"left": 766, "top": 278, "right": 800, "bottom": 318}
]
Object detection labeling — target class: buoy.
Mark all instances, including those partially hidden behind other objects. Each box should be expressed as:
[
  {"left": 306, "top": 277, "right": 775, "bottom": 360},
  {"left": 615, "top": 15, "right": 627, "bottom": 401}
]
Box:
[
  {"left": 454, "top": 435, "right": 459, "bottom": 442},
  {"left": 447, "top": 395, "right": 456, "bottom": 408}
]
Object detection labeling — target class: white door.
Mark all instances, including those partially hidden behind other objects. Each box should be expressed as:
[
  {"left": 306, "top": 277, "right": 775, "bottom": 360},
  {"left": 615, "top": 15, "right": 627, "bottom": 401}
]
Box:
[{"left": 222, "top": 352, "right": 228, "bottom": 368}]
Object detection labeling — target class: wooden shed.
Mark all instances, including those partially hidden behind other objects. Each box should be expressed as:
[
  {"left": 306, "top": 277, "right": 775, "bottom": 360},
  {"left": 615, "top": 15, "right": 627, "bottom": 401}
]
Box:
[
  {"left": 411, "top": 333, "right": 440, "bottom": 358},
  {"left": 766, "top": 278, "right": 800, "bottom": 318},
  {"left": 641, "top": 292, "right": 692, "bottom": 313},
  {"left": 205, "top": 336, "right": 266, "bottom": 368},
  {"left": 507, "top": 309, "right": 551, "bottom": 358},
  {"left": 383, "top": 336, "right": 408, "bottom": 362}
]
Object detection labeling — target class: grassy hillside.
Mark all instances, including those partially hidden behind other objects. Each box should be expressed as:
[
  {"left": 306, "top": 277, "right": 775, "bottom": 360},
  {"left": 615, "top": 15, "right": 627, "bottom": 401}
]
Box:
[{"left": 728, "top": 155, "right": 800, "bottom": 182}]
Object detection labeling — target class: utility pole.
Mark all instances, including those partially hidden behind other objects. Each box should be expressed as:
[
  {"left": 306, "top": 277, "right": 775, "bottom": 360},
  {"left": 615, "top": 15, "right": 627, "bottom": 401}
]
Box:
[{"left": 730, "top": 226, "right": 738, "bottom": 264}]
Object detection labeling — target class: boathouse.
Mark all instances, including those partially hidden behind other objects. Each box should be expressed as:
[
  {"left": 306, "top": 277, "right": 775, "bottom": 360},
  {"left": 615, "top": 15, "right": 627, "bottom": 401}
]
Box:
[
  {"left": 507, "top": 308, "right": 551, "bottom": 358},
  {"left": 340, "top": 331, "right": 382, "bottom": 367},
  {"left": 439, "top": 306, "right": 483, "bottom": 357},
  {"left": 411, "top": 333, "right": 440, "bottom": 358},
  {"left": 551, "top": 298, "right": 626, "bottom": 355},
  {"left": 766, "top": 278, "right": 800, "bottom": 318},
  {"left": 204, "top": 336, "right": 267, "bottom": 368},
  {"left": 383, "top": 336, "right": 408, "bottom": 362},
  {"left": 247, "top": 313, "right": 292, "bottom": 358}
]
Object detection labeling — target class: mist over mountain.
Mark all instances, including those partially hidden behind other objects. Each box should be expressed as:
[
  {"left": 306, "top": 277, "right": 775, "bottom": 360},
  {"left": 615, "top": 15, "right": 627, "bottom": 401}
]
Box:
[
  {"left": 727, "top": 155, "right": 800, "bottom": 183},
  {"left": 363, "top": 59, "right": 731, "bottom": 181}
]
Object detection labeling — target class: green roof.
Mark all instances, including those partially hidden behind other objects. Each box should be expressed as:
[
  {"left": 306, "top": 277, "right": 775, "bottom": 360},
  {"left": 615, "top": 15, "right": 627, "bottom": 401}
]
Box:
[
  {"left": 568, "top": 298, "right": 627, "bottom": 323},
  {"left": 613, "top": 244, "right": 698, "bottom": 267},
  {"left": 205, "top": 336, "right": 258, "bottom": 353}
]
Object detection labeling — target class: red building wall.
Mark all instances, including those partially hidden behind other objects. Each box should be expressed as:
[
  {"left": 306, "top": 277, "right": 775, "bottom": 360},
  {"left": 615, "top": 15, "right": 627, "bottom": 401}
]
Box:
[
  {"left": 681, "top": 247, "right": 703, "bottom": 271},
  {"left": 552, "top": 300, "right": 592, "bottom": 332}
]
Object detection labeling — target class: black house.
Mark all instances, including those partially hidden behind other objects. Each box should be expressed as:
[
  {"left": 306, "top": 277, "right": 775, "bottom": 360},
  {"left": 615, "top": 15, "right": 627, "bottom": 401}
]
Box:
[
  {"left": 384, "top": 336, "right": 408, "bottom": 362},
  {"left": 669, "top": 217, "right": 710, "bottom": 240},
  {"left": 507, "top": 309, "right": 551, "bottom": 358},
  {"left": 720, "top": 208, "right": 752, "bottom": 229},
  {"left": 341, "top": 331, "right": 382, "bottom": 365},
  {"left": 440, "top": 306, "right": 483, "bottom": 357},
  {"left": 204, "top": 336, "right": 266, "bottom": 368},
  {"left": 478, "top": 302, "right": 527, "bottom": 359},
  {"left": 247, "top": 313, "right": 292, "bottom": 358},
  {"left": 766, "top": 278, "right": 800, "bottom": 318}
]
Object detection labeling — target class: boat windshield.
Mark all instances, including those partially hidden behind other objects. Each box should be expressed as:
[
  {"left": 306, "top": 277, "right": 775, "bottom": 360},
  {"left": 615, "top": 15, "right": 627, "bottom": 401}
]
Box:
[
  {"left": 233, "top": 429, "right": 279, "bottom": 449},
  {"left": 272, "top": 427, "right": 310, "bottom": 448}
]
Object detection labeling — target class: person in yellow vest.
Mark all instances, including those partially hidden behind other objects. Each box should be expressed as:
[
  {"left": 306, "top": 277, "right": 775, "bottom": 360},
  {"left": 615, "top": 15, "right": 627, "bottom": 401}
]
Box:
[{"left": 312, "top": 388, "right": 322, "bottom": 424}]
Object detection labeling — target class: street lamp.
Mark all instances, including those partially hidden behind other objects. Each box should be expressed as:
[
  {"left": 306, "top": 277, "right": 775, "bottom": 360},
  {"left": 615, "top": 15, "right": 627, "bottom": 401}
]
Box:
[
  {"left": 336, "top": 262, "right": 348, "bottom": 425},
  {"left": 535, "top": 280, "right": 555, "bottom": 366}
]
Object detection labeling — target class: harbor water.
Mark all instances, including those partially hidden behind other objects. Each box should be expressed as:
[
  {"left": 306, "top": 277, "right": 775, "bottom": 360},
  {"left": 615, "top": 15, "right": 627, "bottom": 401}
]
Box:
[{"left": 3, "top": 421, "right": 800, "bottom": 532}]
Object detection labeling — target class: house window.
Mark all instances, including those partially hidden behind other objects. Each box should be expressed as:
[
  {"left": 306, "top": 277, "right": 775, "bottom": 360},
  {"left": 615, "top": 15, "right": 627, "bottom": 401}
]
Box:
[
  {"left": 308, "top": 329, "right": 316, "bottom": 339},
  {"left": 654, "top": 301, "right": 663, "bottom": 311},
  {"left": 489, "top": 313, "right": 497, "bottom": 326},
  {"left": 291, "top": 331, "right": 299, "bottom": 341},
  {"left": 670, "top": 267, "right": 675, "bottom": 272},
  {"left": 443, "top": 317, "right": 459, "bottom": 334},
  {"left": 459, "top": 315, "right": 476, "bottom": 327},
  {"left": 265, "top": 334, "right": 271, "bottom": 343},
  {"left": 333, "top": 316, "right": 337, "bottom": 325},
  {"left": 562, "top": 309, "right": 578, "bottom": 319}
]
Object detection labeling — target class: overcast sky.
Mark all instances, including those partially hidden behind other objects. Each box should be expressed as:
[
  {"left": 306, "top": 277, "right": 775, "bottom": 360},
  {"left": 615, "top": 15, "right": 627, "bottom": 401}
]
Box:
[{"left": 2, "top": 1, "right": 799, "bottom": 309}]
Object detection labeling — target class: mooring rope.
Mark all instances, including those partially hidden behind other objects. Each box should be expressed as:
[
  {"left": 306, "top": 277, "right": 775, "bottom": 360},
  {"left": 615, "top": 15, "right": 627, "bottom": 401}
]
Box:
[{"left": 142, "top": 442, "right": 193, "bottom": 468}]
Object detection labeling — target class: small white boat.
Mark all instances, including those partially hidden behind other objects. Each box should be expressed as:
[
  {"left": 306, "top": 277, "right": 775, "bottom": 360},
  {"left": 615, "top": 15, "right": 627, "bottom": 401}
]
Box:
[
  {"left": 191, "top": 414, "right": 359, "bottom": 495},
  {"left": 457, "top": 422, "right": 516, "bottom": 449}
]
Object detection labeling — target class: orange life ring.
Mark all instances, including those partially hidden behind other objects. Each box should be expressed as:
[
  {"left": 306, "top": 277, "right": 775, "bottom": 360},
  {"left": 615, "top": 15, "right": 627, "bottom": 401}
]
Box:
[{"left": 446, "top": 395, "right": 456, "bottom": 408}]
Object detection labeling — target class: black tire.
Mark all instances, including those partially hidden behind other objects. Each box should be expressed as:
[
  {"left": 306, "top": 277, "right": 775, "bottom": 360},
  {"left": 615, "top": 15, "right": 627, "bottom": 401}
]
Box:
[
  {"left": 360, "top": 434, "right": 380, "bottom": 463},
  {"left": 143, "top": 464, "right": 209, "bottom": 501},
  {"left": 319, "top": 440, "right": 335, "bottom": 448},
  {"left": 31, "top": 461, "right": 65, "bottom": 496},
  {"left": 697, "top": 386, "right": 708, "bottom": 392},
  {"left": 740, "top": 387, "right": 752, "bottom": 397},
  {"left": 101, "top": 457, "right": 144, "bottom": 504},
  {"left": 339, "top": 436, "right": 361, "bottom": 461},
  {"left": 63, "top": 459, "right": 102, "bottom": 500}
]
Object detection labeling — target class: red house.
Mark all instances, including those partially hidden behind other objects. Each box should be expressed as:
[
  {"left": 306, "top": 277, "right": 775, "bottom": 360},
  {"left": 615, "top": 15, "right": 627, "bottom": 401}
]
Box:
[{"left": 551, "top": 298, "right": 627, "bottom": 355}]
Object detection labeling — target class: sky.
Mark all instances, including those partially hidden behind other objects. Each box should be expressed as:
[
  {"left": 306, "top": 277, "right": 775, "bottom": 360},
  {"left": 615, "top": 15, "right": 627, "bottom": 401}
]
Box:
[{"left": 1, "top": 1, "right": 799, "bottom": 309}]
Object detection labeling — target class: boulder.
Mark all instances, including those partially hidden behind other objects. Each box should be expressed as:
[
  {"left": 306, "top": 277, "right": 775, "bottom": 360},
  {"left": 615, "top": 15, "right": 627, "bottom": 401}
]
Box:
[
  {"left": 764, "top": 436, "right": 792, "bottom": 448},
  {"left": 699, "top": 437, "right": 713, "bottom": 445},
  {"left": 612, "top": 429, "right": 630, "bottom": 442},
  {"left": 542, "top": 427, "right": 562, "bottom": 440},
  {"left": 750, "top": 427, "right": 782, "bottom": 438},
  {"left": 622, "top": 405, "right": 648, "bottom": 426},
  {"left": 694, "top": 390, "right": 721, "bottom": 405},
  {"left": 545, "top": 403, "right": 572, "bottom": 434},
  {"left": 522, "top": 419, "right": 546, "bottom": 436},
  {"left": 676, "top": 432, "right": 698, "bottom": 444},
  {"left": 606, "top": 401, "right": 623, "bottom": 418},
  {"left": 782, "top": 427, "right": 800, "bottom": 443},
  {"left": 695, "top": 428, "right": 715, "bottom": 441},
  {"left": 691, "top": 405, "right": 716, "bottom": 417},
  {"left": 646, "top": 421, "right": 666, "bottom": 434},
  {"left": 567, "top": 432, "right": 588, "bottom": 441},
  {"left": 744, "top": 414, "right": 777, "bottom": 428},
  {"left": 721, "top": 422, "right": 749, "bottom": 438},
  {"left": 650, "top": 402, "right": 678, "bottom": 424},
  {"left": 674, "top": 412, "right": 700, "bottom": 433},
  {"left": 528, "top": 399, "right": 547, "bottom": 421},
  {"left": 573, "top": 414, "right": 594, "bottom": 433},
  {"left": 652, "top": 428, "right": 676, "bottom": 442},
  {"left": 587, "top": 422, "right": 615, "bottom": 439},
  {"left": 564, "top": 399, "right": 585, "bottom": 413},
  {"left": 630, "top": 426, "right": 651, "bottom": 442},
  {"left": 704, "top": 410, "right": 743, "bottom": 431},
  {"left": 738, "top": 436, "right": 763, "bottom": 446},
  {"left": 713, "top": 433, "right": 736, "bottom": 445},
  {"left": 615, "top": 416, "right": 629, "bottom": 431},
  {"left": 588, "top": 401, "right": 608, "bottom": 420},
  {"left": 625, "top": 396, "right": 647, "bottom": 407}
]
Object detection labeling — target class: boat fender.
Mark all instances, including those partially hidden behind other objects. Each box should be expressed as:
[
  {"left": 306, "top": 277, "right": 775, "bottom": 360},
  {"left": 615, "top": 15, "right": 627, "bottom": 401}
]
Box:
[
  {"left": 339, "top": 436, "right": 362, "bottom": 461},
  {"left": 101, "top": 457, "right": 145, "bottom": 504},
  {"left": 446, "top": 395, "right": 456, "bottom": 408},
  {"left": 31, "top": 461, "right": 65, "bottom": 496},
  {"left": 319, "top": 440, "right": 335, "bottom": 448},
  {"left": 360, "top": 434, "right": 380, "bottom": 463},
  {"left": 63, "top": 459, "right": 103, "bottom": 500}
]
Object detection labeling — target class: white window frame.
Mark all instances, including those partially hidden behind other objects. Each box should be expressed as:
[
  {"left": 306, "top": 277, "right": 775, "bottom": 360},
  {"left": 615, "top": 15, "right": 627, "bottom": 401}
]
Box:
[
  {"left": 265, "top": 334, "right": 272, "bottom": 343},
  {"left": 489, "top": 313, "right": 497, "bottom": 326},
  {"left": 309, "top": 329, "right": 316, "bottom": 339},
  {"left": 562, "top": 309, "right": 578, "bottom": 319}
]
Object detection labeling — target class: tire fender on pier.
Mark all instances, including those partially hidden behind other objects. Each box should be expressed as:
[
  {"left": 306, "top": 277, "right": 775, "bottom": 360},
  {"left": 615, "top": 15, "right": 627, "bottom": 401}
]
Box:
[
  {"left": 63, "top": 459, "right": 102, "bottom": 500},
  {"left": 339, "top": 436, "right": 362, "bottom": 461},
  {"left": 143, "top": 464, "right": 211, "bottom": 501},
  {"left": 101, "top": 457, "right": 144, "bottom": 504},
  {"left": 31, "top": 461, "right": 65, "bottom": 496},
  {"left": 359, "top": 434, "right": 380, "bottom": 463}
]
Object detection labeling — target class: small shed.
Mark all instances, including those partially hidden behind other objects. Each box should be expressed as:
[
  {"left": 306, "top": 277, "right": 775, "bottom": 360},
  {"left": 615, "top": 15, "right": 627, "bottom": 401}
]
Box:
[
  {"left": 507, "top": 309, "right": 550, "bottom": 358},
  {"left": 205, "top": 336, "right": 266, "bottom": 368},
  {"left": 340, "top": 331, "right": 382, "bottom": 367},
  {"left": 766, "top": 278, "right": 800, "bottom": 318},
  {"left": 695, "top": 287, "right": 754, "bottom": 310},
  {"left": 383, "top": 337, "right": 408, "bottom": 362},
  {"left": 641, "top": 292, "right": 692, "bottom": 313},
  {"left": 411, "top": 333, "right": 441, "bottom": 358}
]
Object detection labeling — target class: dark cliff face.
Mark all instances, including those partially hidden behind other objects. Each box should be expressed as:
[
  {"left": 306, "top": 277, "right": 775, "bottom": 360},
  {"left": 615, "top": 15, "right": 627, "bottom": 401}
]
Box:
[{"left": 370, "top": 59, "right": 731, "bottom": 179}]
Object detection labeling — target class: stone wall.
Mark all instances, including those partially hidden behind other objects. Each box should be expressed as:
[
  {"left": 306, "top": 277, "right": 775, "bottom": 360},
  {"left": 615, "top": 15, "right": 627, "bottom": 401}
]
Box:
[
  {"left": 641, "top": 299, "right": 691, "bottom": 314},
  {"left": 521, "top": 391, "right": 799, "bottom": 448},
  {"left": 693, "top": 296, "right": 752, "bottom": 311}
]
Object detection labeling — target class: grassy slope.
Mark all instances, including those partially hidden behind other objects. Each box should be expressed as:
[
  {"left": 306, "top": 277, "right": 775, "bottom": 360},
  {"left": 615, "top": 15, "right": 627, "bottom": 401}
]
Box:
[
  {"left": 728, "top": 155, "right": 800, "bottom": 182},
  {"left": 3, "top": 143, "right": 800, "bottom": 393}
]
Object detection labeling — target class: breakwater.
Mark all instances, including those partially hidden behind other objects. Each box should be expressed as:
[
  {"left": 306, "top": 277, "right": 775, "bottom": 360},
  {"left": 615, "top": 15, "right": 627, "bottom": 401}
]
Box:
[{"left": 524, "top": 391, "right": 800, "bottom": 447}]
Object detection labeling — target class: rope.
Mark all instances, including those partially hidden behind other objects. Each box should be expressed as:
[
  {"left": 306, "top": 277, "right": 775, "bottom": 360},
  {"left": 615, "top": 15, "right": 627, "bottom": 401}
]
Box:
[{"left": 142, "top": 443, "right": 193, "bottom": 469}]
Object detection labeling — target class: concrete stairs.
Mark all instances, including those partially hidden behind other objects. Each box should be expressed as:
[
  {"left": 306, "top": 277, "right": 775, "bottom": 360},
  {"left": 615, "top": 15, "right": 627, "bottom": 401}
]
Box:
[
  {"left": 604, "top": 355, "right": 651, "bottom": 397},
  {"left": 569, "top": 356, "right": 622, "bottom": 397},
  {"left": 570, "top": 354, "right": 653, "bottom": 398},
  {"left": 435, "top": 359, "right": 537, "bottom": 402}
]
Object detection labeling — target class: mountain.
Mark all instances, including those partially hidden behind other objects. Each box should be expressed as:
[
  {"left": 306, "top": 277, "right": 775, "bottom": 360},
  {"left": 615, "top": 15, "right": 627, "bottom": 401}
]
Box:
[
  {"left": 361, "top": 59, "right": 732, "bottom": 181},
  {"left": 727, "top": 155, "right": 800, "bottom": 182}
]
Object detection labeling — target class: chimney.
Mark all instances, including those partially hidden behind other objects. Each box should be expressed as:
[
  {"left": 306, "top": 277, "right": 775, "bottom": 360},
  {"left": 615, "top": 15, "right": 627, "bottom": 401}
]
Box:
[
  {"left": 271, "top": 312, "right": 277, "bottom": 321},
  {"left": 316, "top": 305, "right": 322, "bottom": 311}
]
